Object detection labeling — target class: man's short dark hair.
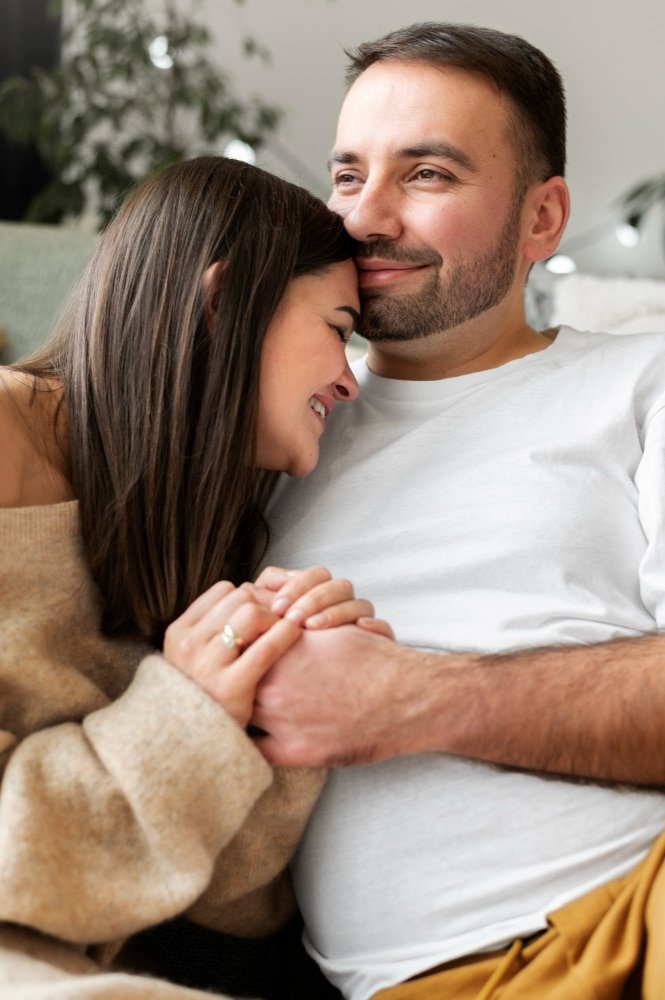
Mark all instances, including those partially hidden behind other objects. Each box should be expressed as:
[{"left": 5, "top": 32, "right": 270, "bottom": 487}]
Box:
[{"left": 345, "top": 22, "right": 566, "bottom": 192}]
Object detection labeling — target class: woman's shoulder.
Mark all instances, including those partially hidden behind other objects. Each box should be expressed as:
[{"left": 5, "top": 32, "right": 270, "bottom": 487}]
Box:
[
  {"left": 0, "top": 368, "right": 74, "bottom": 508},
  {"left": 0, "top": 369, "right": 28, "bottom": 505}
]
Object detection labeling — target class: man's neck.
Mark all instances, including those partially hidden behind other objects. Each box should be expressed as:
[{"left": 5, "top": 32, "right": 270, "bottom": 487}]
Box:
[{"left": 365, "top": 310, "right": 557, "bottom": 381}]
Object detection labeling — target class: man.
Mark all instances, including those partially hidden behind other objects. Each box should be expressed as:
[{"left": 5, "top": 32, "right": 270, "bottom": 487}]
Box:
[{"left": 251, "top": 21, "right": 665, "bottom": 1000}]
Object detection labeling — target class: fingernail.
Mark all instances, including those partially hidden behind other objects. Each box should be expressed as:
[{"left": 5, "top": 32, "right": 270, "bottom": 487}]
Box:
[
  {"left": 271, "top": 596, "right": 291, "bottom": 614},
  {"left": 304, "top": 612, "right": 328, "bottom": 628},
  {"left": 284, "top": 605, "right": 306, "bottom": 624}
]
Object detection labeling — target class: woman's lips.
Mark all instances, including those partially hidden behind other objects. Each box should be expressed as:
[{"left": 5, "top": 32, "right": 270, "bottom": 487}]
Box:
[{"left": 308, "top": 394, "right": 333, "bottom": 427}]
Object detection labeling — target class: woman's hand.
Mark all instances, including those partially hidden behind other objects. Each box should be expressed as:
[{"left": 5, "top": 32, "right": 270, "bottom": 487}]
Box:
[
  {"left": 163, "top": 581, "right": 301, "bottom": 726},
  {"left": 253, "top": 565, "right": 394, "bottom": 638},
  {"left": 163, "top": 566, "right": 393, "bottom": 725}
]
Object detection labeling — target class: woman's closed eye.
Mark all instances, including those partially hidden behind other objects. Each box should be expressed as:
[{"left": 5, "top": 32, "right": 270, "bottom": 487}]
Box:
[{"left": 328, "top": 323, "right": 351, "bottom": 344}]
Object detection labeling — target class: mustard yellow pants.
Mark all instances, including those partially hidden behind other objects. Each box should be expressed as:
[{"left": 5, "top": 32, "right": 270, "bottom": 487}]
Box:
[{"left": 373, "top": 830, "right": 665, "bottom": 1000}]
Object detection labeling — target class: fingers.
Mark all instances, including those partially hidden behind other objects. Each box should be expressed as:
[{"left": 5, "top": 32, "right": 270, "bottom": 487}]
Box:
[
  {"left": 301, "top": 597, "right": 374, "bottom": 629},
  {"left": 267, "top": 565, "right": 333, "bottom": 615},
  {"left": 164, "top": 586, "right": 236, "bottom": 666},
  {"left": 214, "top": 618, "right": 302, "bottom": 700},
  {"left": 199, "top": 617, "right": 301, "bottom": 726},
  {"left": 170, "top": 580, "right": 236, "bottom": 628},
  {"left": 252, "top": 565, "right": 391, "bottom": 635},
  {"left": 253, "top": 565, "right": 301, "bottom": 593},
  {"left": 221, "top": 602, "right": 281, "bottom": 652},
  {"left": 163, "top": 578, "right": 309, "bottom": 725},
  {"left": 164, "top": 584, "right": 265, "bottom": 673},
  {"left": 356, "top": 617, "right": 395, "bottom": 639},
  {"left": 280, "top": 577, "right": 356, "bottom": 625},
  {"left": 246, "top": 583, "right": 282, "bottom": 608},
  {"left": 251, "top": 732, "right": 287, "bottom": 767}
]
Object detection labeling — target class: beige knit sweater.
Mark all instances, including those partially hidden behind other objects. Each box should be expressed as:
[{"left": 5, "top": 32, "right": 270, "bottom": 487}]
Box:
[{"left": 0, "top": 501, "right": 324, "bottom": 998}]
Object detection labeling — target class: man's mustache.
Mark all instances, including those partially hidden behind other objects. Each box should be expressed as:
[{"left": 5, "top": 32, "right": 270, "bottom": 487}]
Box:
[{"left": 356, "top": 241, "right": 442, "bottom": 267}]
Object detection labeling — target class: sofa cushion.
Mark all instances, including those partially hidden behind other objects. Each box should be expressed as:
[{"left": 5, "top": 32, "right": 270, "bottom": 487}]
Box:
[
  {"left": 549, "top": 273, "right": 665, "bottom": 335},
  {"left": 0, "top": 221, "right": 97, "bottom": 363}
]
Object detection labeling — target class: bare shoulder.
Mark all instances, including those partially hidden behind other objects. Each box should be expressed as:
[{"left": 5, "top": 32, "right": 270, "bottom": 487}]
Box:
[
  {"left": 0, "top": 369, "right": 29, "bottom": 504},
  {"left": 0, "top": 369, "right": 73, "bottom": 507}
]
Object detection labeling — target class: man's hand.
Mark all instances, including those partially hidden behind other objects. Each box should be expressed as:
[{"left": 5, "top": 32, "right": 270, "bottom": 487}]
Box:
[
  {"left": 251, "top": 626, "right": 665, "bottom": 785},
  {"left": 251, "top": 626, "right": 432, "bottom": 767}
]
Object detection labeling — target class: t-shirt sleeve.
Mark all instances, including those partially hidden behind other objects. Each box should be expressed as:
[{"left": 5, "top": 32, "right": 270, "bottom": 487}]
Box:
[{"left": 636, "top": 404, "right": 665, "bottom": 626}]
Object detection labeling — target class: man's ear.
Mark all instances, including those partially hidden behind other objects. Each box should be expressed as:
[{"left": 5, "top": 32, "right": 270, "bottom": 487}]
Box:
[
  {"left": 202, "top": 261, "right": 226, "bottom": 330},
  {"left": 521, "top": 176, "right": 570, "bottom": 263}
]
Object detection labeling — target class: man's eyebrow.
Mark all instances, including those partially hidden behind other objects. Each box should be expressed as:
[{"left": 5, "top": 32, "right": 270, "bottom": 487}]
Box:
[
  {"left": 399, "top": 142, "right": 476, "bottom": 172},
  {"left": 328, "top": 142, "right": 476, "bottom": 174},
  {"left": 328, "top": 151, "right": 358, "bottom": 171},
  {"left": 336, "top": 305, "right": 360, "bottom": 327}
]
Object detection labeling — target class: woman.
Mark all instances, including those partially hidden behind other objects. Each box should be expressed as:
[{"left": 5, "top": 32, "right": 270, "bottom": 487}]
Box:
[{"left": 0, "top": 157, "right": 388, "bottom": 998}]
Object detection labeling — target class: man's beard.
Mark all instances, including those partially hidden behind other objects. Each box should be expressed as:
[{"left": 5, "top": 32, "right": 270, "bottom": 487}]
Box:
[{"left": 356, "top": 202, "right": 522, "bottom": 343}]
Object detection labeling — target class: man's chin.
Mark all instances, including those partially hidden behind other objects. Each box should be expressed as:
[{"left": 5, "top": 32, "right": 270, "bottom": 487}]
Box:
[
  {"left": 357, "top": 297, "right": 396, "bottom": 340},
  {"left": 357, "top": 302, "right": 426, "bottom": 343}
]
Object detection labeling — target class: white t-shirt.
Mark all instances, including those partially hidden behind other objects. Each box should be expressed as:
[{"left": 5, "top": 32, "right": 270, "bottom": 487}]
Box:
[{"left": 266, "top": 328, "right": 665, "bottom": 1000}]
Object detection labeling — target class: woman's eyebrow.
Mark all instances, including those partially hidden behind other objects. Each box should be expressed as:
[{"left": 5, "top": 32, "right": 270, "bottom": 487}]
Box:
[{"left": 336, "top": 305, "right": 360, "bottom": 327}]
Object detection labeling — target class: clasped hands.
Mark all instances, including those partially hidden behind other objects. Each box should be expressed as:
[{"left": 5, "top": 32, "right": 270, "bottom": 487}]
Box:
[{"left": 163, "top": 566, "right": 393, "bottom": 731}]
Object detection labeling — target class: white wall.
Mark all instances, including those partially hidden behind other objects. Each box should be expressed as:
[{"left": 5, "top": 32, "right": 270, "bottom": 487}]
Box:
[{"left": 196, "top": 0, "right": 664, "bottom": 277}]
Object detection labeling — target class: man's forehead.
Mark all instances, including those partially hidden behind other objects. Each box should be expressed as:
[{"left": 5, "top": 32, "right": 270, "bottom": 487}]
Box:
[
  {"left": 331, "top": 62, "right": 513, "bottom": 167},
  {"left": 340, "top": 59, "right": 502, "bottom": 106}
]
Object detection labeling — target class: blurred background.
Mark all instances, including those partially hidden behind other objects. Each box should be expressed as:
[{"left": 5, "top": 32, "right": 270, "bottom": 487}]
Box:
[
  {"left": 1, "top": 0, "right": 664, "bottom": 364},
  {"left": 1, "top": 0, "right": 663, "bottom": 275}
]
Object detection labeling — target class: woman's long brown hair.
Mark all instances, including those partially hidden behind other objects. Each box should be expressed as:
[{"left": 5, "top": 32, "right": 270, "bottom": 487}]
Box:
[{"left": 15, "top": 157, "right": 355, "bottom": 643}]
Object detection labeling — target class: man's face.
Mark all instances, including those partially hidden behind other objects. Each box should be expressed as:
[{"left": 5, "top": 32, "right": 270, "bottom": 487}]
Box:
[{"left": 328, "top": 61, "right": 526, "bottom": 342}]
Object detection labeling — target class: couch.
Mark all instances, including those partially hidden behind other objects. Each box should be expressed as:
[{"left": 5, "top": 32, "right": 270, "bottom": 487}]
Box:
[
  {"left": 528, "top": 268, "right": 665, "bottom": 336},
  {"left": 0, "top": 220, "right": 98, "bottom": 363}
]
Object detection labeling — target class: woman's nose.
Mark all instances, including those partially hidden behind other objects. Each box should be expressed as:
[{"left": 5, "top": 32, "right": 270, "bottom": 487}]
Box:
[{"left": 332, "top": 360, "right": 359, "bottom": 402}]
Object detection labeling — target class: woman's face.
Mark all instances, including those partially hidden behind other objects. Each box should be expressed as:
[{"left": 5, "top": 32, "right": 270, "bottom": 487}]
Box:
[{"left": 256, "top": 259, "right": 360, "bottom": 477}]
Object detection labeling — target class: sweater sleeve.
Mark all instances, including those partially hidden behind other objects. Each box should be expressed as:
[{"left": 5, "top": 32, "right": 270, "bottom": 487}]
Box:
[
  {"left": 0, "top": 652, "right": 273, "bottom": 944},
  {"left": 186, "top": 765, "right": 327, "bottom": 937}
]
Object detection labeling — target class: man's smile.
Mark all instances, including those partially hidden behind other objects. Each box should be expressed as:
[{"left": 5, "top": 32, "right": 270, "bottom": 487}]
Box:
[{"left": 356, "top": 258, "right": 431, "bottom": 289}]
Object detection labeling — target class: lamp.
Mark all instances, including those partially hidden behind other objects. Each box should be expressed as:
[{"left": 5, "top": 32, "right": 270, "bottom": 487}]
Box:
[
  {"left": 223, "top": 139, "right": 257, "bottom": 165},
  {"left": 615, "top": 212, "right": 642, "bottom": 249},
  {"left": 545, "top": 254, "right": 577, "bottom": 274}
]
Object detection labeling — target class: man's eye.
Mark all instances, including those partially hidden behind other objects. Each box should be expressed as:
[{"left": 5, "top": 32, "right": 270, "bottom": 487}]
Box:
[
  {"left": 413, "top": 168, "right": 450, "bottom": 182},
  {"left": 332, "top": 173, "right": 360, "bottom": 187}
]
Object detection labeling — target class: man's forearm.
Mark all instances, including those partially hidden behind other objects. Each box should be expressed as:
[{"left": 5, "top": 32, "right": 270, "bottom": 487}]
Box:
[{"left": 420, "top": 632, "right": 665, "bottom": 786}]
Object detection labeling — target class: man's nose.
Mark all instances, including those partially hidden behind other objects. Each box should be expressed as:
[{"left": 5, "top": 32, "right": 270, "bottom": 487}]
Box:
[{"left": 339, "top": 183, "right": 402, "bottom": 243}]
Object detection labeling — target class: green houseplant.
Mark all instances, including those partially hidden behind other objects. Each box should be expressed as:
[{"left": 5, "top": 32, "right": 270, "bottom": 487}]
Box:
[{"left": 0, "top": 0, "right": 281, "bottom": 226}]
